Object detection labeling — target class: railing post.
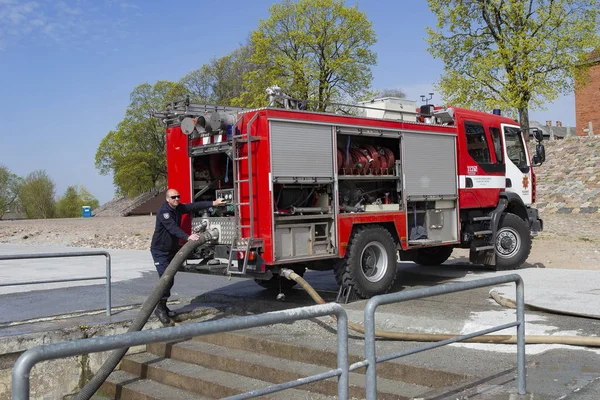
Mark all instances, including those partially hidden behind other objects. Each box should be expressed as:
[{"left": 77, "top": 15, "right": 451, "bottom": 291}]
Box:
[
  {"left": 364, "top": 299, "right": 378, "bottom": 400},
  {"left": 12, "top": 348, "right": 37, "bottom": 400},
  {"left": 105, "top": 252, "right": 112, "bottom": 316},
  {"left": 516, "top": 276, "right": 526, "bottom": 394},
  {"left": 336, "top": 307, "right": 349, "bottom": 400}
]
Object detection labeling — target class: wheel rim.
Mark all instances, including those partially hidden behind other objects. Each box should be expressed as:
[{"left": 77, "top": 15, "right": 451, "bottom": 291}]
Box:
[
  {"left": 360, "top": 241, "right": 388, "bottom": 282},
  {"left": 495, "top": 227, "right": 521, "bottom": 259}
]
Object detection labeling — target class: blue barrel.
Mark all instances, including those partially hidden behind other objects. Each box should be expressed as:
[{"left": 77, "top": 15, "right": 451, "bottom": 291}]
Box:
[{"left": 82, "top": 206, "right": 92, "bottom": 218}]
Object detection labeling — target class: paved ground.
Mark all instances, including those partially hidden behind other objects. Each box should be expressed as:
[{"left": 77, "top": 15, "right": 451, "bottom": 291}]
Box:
[{"left": 1, "top": 243, "right": 599, "bottom": 399}]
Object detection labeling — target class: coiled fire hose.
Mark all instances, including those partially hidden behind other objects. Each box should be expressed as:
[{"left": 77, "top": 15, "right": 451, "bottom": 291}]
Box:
[
  {"left": 280, "top": 268, "right": 600, "bottom": 347},
  {"left": 75, "top": 229, "right": 218, "bottom": 400}
]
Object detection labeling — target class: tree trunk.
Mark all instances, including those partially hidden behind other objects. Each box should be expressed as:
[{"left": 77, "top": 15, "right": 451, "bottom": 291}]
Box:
[{"left": 518, "top": 106, "right": 530, "bottom": 142}]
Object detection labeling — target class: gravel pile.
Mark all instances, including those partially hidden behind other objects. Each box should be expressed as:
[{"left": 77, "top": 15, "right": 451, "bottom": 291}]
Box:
[{"left": 0, "top": 216, "right": 154, "bottom": 250}]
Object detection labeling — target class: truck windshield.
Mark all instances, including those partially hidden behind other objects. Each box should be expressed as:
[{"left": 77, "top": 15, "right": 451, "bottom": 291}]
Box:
[{"left": 504, "top": 126, "right": 528, "bottom": 168}]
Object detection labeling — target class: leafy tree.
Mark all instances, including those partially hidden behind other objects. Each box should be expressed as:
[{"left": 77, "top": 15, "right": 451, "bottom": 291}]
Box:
[
  {"left": 19, "top": 170, "right": 55, "bottom": 219},
  {"left": 56, "top": 185, "right": 100, "bottom": 218},
  {"left": 95, "top": 81, "right": 189, "bottom": 196},
  {"left": 0, "top": 165, "right": 21, "bottom": 219},
  {"left": 427, "top": 0, "right": 600, "bottom": 135},
  {"left": 181, "top": 45, "right": 255, "bottom": 105},
  {"left": 237, "top": 0, "right": 377, "bottom": 111}
]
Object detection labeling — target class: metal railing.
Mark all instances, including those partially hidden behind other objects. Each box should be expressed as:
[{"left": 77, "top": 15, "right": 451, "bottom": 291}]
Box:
[
  {"left": 0, "top": 251, "right": 112, "bottom": 316},
  {"left": 12, "top": 303, "right": 349, "bottom": 400},
  {"left": 363, "top": 274, "right": 526, "bottom": 399},
  {"left": 11, "top": 275, "right": 525, "bottom": 399}
]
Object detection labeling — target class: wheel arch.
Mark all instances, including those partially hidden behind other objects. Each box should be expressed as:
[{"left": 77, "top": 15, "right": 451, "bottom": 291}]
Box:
[
  {"left": 339, "top": 221, "right": 401, "bottom": 258},
  {"left": 500, "top": 192, "right": 528, "bottom": 222}
]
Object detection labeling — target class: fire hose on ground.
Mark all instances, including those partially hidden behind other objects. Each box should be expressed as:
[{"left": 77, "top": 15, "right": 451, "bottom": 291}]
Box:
[
  {"left": 76, "top": 239, "right": 598, "bottom": 399},
  {"left": 279, "top": 268, "right": 600, "bottom": 347},
  {"left": 75, "top": 229, "right": 218, "bottom": 400}
]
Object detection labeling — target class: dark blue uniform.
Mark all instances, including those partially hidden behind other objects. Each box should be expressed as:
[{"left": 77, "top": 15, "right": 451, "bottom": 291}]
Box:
[{"left": 150, "top": 200, "right": 212, "bottom": 300}]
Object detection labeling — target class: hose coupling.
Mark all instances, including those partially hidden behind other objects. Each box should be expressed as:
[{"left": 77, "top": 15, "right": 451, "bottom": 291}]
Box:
[
  {"left": 193, "top": 221, "right": 208, "bottom": 234},
  {"left": 280, "top": 268, "right": 294, "bottom": 280},
  {"left": 206, "top": 228, "right": 219, "bottom": 241}
]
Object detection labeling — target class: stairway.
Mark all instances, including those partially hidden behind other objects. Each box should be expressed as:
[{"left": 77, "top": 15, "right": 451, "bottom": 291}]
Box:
[{"left": 98, "top": 331, "right": 469, "bottom": 399}]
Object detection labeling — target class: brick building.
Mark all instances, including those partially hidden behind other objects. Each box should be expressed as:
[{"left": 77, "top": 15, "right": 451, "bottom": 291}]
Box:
[{"left": 575, "top": 52, "right": 600, "bottom": 136}]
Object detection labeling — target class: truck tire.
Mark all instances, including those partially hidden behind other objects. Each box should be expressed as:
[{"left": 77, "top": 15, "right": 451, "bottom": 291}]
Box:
[
  {"left": 414, "top": 246, "right": 454, "bottom": 266},
  {"left": 255, "top": 264, "right": 306, "bottom": 291},
  {"left": 494, "top": 213, "right": 531, "bottom": 270},
  {"left": 337, "top": 226, "right": 398, "bottom": 298},
  {"left": 333, "top": 258, "right": 346, "bottom": 286}
]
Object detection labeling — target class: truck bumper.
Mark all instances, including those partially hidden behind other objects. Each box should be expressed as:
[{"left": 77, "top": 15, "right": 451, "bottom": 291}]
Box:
[
  {"left": 182, "top": 244, "right": 273, "bottom": 279},
  {"left": 528, "top": 207, "right": 543, "bottom": 236}
]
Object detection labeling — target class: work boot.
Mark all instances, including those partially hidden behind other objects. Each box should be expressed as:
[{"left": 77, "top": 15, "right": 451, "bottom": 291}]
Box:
[
  {"left": 164, "top": 304, "right": 177, "bottom": 318},
  {"left": 154, "top": 301, "right": 171, "bottom": 324}
]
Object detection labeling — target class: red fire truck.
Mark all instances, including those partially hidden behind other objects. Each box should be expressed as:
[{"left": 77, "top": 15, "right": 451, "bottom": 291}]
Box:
[{"left": 154, "top": 90, "right": 545, "bottom": 298}]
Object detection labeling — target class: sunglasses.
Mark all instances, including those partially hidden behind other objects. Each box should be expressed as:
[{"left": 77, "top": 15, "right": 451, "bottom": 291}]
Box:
[{"left": 169, "top": 195, "right": 181, "bottom": 199}]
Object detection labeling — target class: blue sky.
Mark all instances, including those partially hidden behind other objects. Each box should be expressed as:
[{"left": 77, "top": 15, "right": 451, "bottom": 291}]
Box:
[{"left": 0, "top": 0, "right": 575, "bottom": 205}]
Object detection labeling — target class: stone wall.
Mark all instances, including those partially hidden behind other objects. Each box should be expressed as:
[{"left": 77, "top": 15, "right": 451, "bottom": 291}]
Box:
[{"left": 532, "top": 136, "right": 600, "bottom": 214}]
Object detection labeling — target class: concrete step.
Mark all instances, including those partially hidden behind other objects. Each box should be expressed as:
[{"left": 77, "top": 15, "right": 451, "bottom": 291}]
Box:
[
  {"left": 120, "top": 351, "right": 336, "bottom": 399},
  {"left": 99, "top": 370, "right": 207, "bottom": 399},
  {"left": 148, "top": 339, "right": 431, "bottom": 399},
  {"left": 193, "top": 332, "right": 468, "bottom": 389}
]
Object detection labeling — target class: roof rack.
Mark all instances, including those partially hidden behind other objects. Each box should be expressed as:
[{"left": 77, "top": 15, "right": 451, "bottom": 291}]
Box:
[{"left": 152, "top": 97, "right": 249, "bottom": 127}]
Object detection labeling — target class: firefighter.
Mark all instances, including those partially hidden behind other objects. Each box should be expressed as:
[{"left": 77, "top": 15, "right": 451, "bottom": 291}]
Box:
[{"left": 150, "top": 188, "right": 226, "bottom": 324}]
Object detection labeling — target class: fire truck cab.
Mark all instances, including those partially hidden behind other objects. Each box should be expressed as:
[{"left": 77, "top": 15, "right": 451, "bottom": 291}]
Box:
[{"left": 154, "top": 91, "right": 544, "bottom": 299}]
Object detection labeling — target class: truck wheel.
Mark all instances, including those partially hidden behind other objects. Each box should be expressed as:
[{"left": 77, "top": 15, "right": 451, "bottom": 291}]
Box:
[
  {"left": 338, "top": 226, "right": 398, "bottom": 298},
  {"left": 414, "top": 246, "right": 454, "bottom": 266},
  {"left": 255, "top": 264, "right": 306, "bottom": 291},
  {"left": 494, "top": 213, "right": 531, "bottom": 270}
]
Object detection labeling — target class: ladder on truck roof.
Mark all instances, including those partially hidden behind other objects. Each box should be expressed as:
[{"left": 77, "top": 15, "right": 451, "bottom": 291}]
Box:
[{"left": 227, "top": 114, "right": 261, "bottom": 275}]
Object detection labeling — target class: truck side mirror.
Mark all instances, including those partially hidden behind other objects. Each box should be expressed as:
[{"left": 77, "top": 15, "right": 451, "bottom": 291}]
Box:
[
  {"left": 533, "top": 129, "right": 544, "bottom": 142},
  {"left": 532, "top": 143, "right": 545, "bottom": 166}
]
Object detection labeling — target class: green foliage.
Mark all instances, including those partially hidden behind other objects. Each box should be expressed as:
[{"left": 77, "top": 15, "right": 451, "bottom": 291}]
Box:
[
  {"left": 19, "top": 170, "right": 56, "bottom": 219},
  {"left": 237, "top": 0, "right": 377, "bottom": 110},
  {"left": 426, "top": 0, "right": 600, "bottom": 132},
  {"left": 0, "top": 164, "right": 21, "bottom": 219},
  {"left": 95, "top": 81, "right": 189, "bottom": 197},
  {"left": 181, "top": 45, "right": 255, "bottom": 105},
  {"left": 56, "top": 185, "right": 100, "bottom": 218},
  {"left": 96, "top": 1, "right": 380, "bottom": 197}
]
